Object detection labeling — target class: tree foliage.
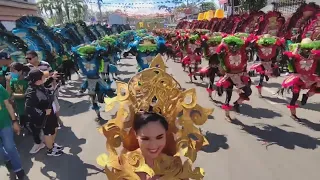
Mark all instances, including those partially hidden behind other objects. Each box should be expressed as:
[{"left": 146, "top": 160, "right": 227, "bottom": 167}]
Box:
[
  {"left": 241, "top": 0, "right": 267, "bottom": 12},
  {"left": 199, "top": 2, "right": 217, "bottom": 12},
  {"left": 37, "top": 0, "right": 86, "bottom": 24}
]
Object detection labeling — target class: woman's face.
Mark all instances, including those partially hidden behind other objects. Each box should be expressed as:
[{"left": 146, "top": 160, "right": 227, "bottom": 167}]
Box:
[{"left": 136, "top": 121, "right": 167, "bottom": 160}]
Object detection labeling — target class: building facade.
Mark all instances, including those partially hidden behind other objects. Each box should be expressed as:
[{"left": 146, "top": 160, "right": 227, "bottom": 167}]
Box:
[{"left": 0, "top": 0, "right": 37, "bottom": 30}]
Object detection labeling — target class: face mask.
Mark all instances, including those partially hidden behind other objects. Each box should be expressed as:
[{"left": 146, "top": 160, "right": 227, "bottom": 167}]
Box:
[{"left": 10, "top": 72, "right": 19, "bottom": 79}]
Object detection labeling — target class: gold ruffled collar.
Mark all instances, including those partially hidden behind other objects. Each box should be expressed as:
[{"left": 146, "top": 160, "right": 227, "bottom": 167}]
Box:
[{"left": 98, "top": 149, "right": 204, "bottom": 180}]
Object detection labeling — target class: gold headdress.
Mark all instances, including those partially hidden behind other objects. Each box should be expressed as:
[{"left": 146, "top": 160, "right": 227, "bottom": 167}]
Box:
[{"left": 97, "top": 55, "right": 213, "bottom": 180}]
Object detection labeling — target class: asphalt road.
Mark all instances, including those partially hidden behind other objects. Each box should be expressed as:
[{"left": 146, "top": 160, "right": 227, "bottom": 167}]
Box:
[{"left": 1, "top": 56, "right": 320, "bottom": 180}]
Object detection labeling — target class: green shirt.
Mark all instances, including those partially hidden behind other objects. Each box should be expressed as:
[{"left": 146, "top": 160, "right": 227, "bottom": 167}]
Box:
[
  {"left": 0, "top": 84, "right": 12, "bottom": 129},
  {"left": 10, "top": 79, "right": 28, "bottom": 115}
]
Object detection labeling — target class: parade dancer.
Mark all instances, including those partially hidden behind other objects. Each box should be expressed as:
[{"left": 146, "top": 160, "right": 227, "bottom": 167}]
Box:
[
  {"left": 73, "top": 45, "right": 113, "bottom": 121},
  {"left": 216, "top": 35, "right": 252, "bottom": 121},
  {"left": 129, "top": 35, "right": 161, "bottom": 71},
  {"left": 181, "top": 34, "right": 202, "bottom": 82},
  {"left": 282, "top": 38, "right": 320, "bottom": 120},
  {"left": 199, "top": 34, "right": 223, "bottom": 96},
  {"left": 97, "top": 36, "right": 120, "bottom": 81},
  {"left": 164, "top": 31, "right": 183, "bottom": 62},
  {"left": 250, "top": 34, "right": 285, "bottom": 97},
  {"left": 97, "top": 57, "right": 213, "bottom": 179}
]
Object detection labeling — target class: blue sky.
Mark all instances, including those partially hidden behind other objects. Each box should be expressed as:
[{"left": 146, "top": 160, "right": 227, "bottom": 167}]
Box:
[{"left": 86, "top": 0, "right": 219, "bottom": 15}]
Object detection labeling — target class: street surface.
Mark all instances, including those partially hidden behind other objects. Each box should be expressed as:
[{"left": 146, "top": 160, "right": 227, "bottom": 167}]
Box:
[{"left": 1, "top": 56, "right": 320, "bottom": 180}]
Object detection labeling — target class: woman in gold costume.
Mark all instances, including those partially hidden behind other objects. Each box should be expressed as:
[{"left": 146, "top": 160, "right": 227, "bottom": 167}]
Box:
[{"left": 97, "top": 54, "right": 213, "bottom": 180}]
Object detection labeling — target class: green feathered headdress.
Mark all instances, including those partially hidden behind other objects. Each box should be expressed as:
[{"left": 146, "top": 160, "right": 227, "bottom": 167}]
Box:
[
  {"left": 312, "top": 40, "right": 320, "bottom": 49},
  {"left": 289, "top": 43, "right": 299, "bottom": 52},
  {"left": 234, "top": 33, "right": 249, "bottom": 38},
  {"left": 301, "top": 42, "right": 316, "bottom": 49},
  {"left": 120, "top": 31, "right": 129, "bottom": 37},
  {"left": 137, "top": 36, "right": 157, "bottom": 52},
  {"left": 208, "top": 36, "right": 222, "bottom": 45},
  {"left": 137, "top": 44, "right": 157, "bottom": 52},
  {"left": 137, "top": 32, "right": 147, "bottom": 38},
  {"left": 101, "top": 36, "right": 116, "bottom": 46},
  {"left": 257, "top": 37, "right": 277, "bottom": 46},
  {"left": 137, "top": 29, "right": 147, "bottom": 34},
  {"left": 109, "top": 34, "right": 119, "bottom": 40},
  {"left": 199, "top": 29, "right": 209, "bottom": 35},
  {"left": 77, "top": 45, "right": 97, "bottom": 56},
  {"left": 223, "top": 36, "right": 244, "bottom": 46},
  {"left": 189, "top": 34, "right": 199, "bottom": 42}
]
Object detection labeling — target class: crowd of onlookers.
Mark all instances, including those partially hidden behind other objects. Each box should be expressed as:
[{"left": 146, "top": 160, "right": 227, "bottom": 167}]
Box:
[{"left": 0, "top": 51, "right": 65, "bottom": 180}]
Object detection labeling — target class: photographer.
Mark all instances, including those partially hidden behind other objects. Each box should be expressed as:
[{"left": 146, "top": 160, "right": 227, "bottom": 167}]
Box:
[
  {"left": 25, "top": 69, "right": 63, "bottom": 156},
  {"left": 25, "top": 51, "right": 62, "bottom": 124},
  {"left": 25, "top": 51, "right": 63, "bottom": 154}
]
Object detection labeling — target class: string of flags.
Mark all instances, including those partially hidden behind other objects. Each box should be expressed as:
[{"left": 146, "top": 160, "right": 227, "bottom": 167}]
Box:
[
  {"left": 86, "top": 0, "right": 183, "bottom": 5},
  {"left": 91, "top": 5, "right": 176, "bottom": 9}
]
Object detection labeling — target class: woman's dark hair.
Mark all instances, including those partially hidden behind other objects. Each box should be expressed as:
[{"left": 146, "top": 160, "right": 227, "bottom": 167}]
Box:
[
  {"left": 10, "top": 62, "right": 30, "bottom": 72},
  {"left": 10, "top": 62, "right": 30, "bottom": 77},
  {"left": 133, "top": 112, "right": 168, "bottom": 132}
]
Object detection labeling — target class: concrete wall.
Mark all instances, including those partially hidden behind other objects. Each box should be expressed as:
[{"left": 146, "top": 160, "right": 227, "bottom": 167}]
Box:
[{"left": 0, "top": 0, "right": 37, "bottom": 30}]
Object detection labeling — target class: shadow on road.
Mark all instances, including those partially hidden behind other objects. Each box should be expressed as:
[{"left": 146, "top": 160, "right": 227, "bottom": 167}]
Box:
[
  {"left": 190, "top": 81, "right": 208, "bottom": 88},
  {"left": 262, "top": 96, "right": 288, "bottom": 105},
  {"left": 240, "top": 104, "right": 282, "bottom": 119},
  {"left": 118, "top": 77, "right": 132, "bottom": 83},
  {"left": 117, "top": 62, "right": 134, "bottom": 67},
  {"left": 298, "top": 118, "right": 320, "bottom": 132},
  {"left": 263, "top": 82, "right": 282, "bottom": 89},
  {"left": 201, "top": 131, "right": 229, "bottom": 153},
  {"left": 301, "top": 103, "right": 320, "bottom": 112},
  {"left": 117, "top": 70, "right": 136, "bottom": 76},
  {"left": 34, "top": 125, "right": 101, "bottom": 180},
  {"left": 231, "top": 119, "right": 320, "bottom": 150},
  {"left": 12, "top": 125, "right": 103, "bottom": 180},
  {"left": 59, "top": 99, "right": 91, "bottom": 117}
]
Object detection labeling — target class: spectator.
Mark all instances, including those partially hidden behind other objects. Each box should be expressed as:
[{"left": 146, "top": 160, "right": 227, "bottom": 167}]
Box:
[
  {"left": 6, "top": 62, "right": 31, "bottom": 132},
  {"left": 0, "top": 52, "right": 13, "bottom": 88},
  {"left": 25, "top": 69, "right": 64, "bottom": 156},
  {"left": 25, "top": 51, "right": 63, "bottom": 154},
  {"left": 25, "top": 51, "right": 62, "bottom": 124},
  {"left": 25, "top": 51, "right": 52, "bottom": 72},
  {"left": 0, "top": 84, "right": 25, "bottom": 179}
]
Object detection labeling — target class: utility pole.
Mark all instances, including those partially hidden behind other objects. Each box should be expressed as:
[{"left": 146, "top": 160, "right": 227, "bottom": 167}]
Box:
[
  {"left": 97, "top": 0, "right": 103, "bottom": 22},
  {"left": 231, "top": 0, "right": 234, "bottom": 16}
]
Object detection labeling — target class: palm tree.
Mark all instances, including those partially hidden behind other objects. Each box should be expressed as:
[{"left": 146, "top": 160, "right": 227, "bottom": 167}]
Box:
[
  {"left": 64, "top": 0, "right": 85, "bottom": 22},
  {"left": 37, "top": 0, "right": 85, "bottom": 24},
  {"left": 37, "top": 0, "right": 54, "bottom": 18}
]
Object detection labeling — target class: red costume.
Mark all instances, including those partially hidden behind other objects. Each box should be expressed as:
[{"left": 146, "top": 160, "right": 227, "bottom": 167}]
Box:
[
  {"left": 250, "top": 35, "right": 285, "bottom": 96},
  {"left": 215, "top": 36, "right": 252, "bottom": 121},
  {"left": 281, "top": 39, "right": 320, "bottom": 120}
]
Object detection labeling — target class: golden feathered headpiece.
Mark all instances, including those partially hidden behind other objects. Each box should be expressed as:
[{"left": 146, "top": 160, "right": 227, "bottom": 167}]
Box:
[{"left": 97, "top": 55, "right": 213, "bottom": 180}]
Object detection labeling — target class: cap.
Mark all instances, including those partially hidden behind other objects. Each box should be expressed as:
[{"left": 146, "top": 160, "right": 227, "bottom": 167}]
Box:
[
  {"left": 0, "top": 52, "right": 11, "bottom": 60},
  {"left": 26, "top": 69, "right": 44, "bottom": 83}
]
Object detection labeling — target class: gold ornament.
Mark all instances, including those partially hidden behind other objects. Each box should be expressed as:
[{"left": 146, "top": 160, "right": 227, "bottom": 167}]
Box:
[{"left": 97, "top": 55, "right": 213, "bottom": 180}]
